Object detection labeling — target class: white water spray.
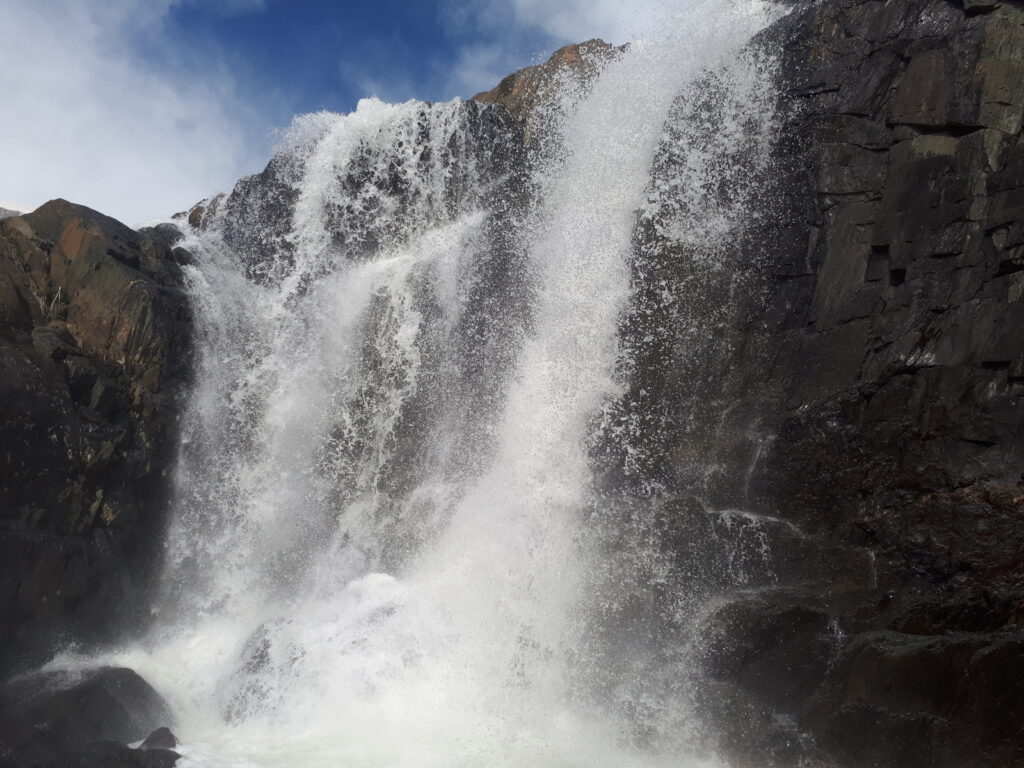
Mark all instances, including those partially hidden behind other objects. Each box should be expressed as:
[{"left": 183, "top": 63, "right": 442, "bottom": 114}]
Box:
[{"left": 76, "top": 4, "right": 781, "bottom": 766}]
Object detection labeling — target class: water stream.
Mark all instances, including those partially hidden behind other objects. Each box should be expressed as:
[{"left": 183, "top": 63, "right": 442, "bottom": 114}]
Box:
[{"left": 77, "top": 3, "right": 782, "bottom": 765}]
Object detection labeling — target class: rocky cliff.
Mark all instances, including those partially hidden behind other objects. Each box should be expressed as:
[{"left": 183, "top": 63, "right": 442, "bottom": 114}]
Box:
[
  {"left": 0, "top": 201, "right": 191, "bottom": 675},
  {"left": 477, "top": 2, "right": 1023, "bottom": 765},
  {"left": 668, "top": 1, "right": 1024, "bottom": 766},
  {"left": 1, "top": 1, "right": 1022, "bottom": 766}
]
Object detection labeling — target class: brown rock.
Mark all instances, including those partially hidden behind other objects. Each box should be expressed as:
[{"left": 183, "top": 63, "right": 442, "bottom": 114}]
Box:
[
  {"left": 0, "top": 200, "right": 192, "bottom": 675},
  {"left": 473, "top": 39, "right": 621, "bottom": 141}
]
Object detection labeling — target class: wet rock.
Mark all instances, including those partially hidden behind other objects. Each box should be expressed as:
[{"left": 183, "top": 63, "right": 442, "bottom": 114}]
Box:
[
  {"left": 698, "top": 681, "right": 837, "bottom": 768},
  {"left": 0, "top": 667, "right": 176, "bottom": 768},
  {"left": 696, "top": 589, "right": 1024, "bottom": 767},
  {"left": 184, "top": 101, "right": 524, "bottom": 287},
  {"left": 0, "top": 200, "right": 191, "bottom": 675},
  {"left": 473, "top": 39, "right": 621, "bottom": 142},
  {"left": 807, "top": 633, "right": 1024, "bottom": 768},
  {"left": 138, "top": 222, "right": 185, "bottom": 249},
  {"left": 699, "top": 594, "right": 835, "bottom": 711},
  {"left": 671, "top": 1, "right": 1024, "bottom": 765},
  {"left": 139, "top": 727, "right": 177, "bottom": 751},
  {"left": 61, "top": 741, "right": 180, "bottom": 768}
]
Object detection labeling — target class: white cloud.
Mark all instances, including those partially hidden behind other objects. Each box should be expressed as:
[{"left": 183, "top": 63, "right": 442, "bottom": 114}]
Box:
[
  {"left": 0, "top": 0, "right": 689, "bottom": 226},
  {"left": 336, "top": 37, "right": 421, "bottom": 105},
  {"left": 440, "top": 0, "right": 686, "bottom": 98},
  {"left": 0, "top": 0, "right": 268, "bottom": 226},
  {"left": 488, "top": 0, "right": 675, "bottom": 45},
  {"left": 444, "top": 43, "right": 521, "bottom": 99}
]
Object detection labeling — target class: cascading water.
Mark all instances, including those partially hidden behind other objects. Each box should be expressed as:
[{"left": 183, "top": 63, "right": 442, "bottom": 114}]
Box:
[{"left": 73, "top": 3, "right": 782, "bottom": 766}]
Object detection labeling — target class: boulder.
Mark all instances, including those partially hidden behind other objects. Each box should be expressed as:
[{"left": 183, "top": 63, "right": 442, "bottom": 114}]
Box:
[
  {"left": 139, "top": 727, "right": 177, "bottom": 751},
  {"left": 808, "top": 632, "right": 1024, "bottom": 768},
  {"left": 0, "top": 666, "right": 177, "bottom": 768},
  {"left": 58, "top": 741, "right": 179, "bottom": 768}
]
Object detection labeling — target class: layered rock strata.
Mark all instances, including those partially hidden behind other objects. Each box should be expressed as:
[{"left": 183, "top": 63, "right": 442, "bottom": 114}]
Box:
[{"left": 667, "top": 2, "right": 1024, "bottom": 766}]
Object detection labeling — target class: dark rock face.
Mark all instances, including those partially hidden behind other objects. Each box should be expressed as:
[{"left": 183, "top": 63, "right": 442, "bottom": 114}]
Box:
[
  {"left": 649, "top": 1, "right": 1024, "bottom": 766},
  {"left": 0, "top": 201, "right": 191, "bottom": 676},
  {"left": 55, "top": 741, "right": 180, "bottom": 768},
  {"left": 139, "top": 727, "right": 177, "bottom": 751},
  {"left": 0, "top": 3, "right": 1020, "bottom": 766},
  {"left": 180, "top": 100, "right": 526, "bottom": 287},
  {"left": 0, "top": 666, "right": 178, "bottom": 768}
]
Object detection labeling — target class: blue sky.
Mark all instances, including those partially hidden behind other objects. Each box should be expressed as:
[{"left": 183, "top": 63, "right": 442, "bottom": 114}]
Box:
[
  {"left": 0, "top": 0, "right": 675, "bottom": 224},
  {"left": 163, "top": 0, "right": 546, "bottom": 113}
]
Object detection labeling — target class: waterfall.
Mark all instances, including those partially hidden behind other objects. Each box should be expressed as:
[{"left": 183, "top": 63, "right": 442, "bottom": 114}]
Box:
[{"left": 85, "top": 3, "right": 781, "bottom": 766}]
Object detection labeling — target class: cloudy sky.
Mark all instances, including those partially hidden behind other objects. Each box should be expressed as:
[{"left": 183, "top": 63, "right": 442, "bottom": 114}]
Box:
[{"left": 0, "top": 0, "right": 675, "bottom": 226}]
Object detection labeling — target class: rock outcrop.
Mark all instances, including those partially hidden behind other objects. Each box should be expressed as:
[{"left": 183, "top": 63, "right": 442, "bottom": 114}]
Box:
[
  {"left": 0, "top": 666, "right": 178, "bottom": 768},
  {"left": 643, "top": 2, "right": 1024, "bottom": 766},
  {"left": 0, "top": 201, "right": 191, "bottom": 675},
  {"left": 473, "top": 39, "right": 621, "bottom": 142},
  {"left": 178, "top": 100, "right": 524, "bottom": 283},
  {"left": 1, "top": 3, "right": 1022, "bottom": 766}
]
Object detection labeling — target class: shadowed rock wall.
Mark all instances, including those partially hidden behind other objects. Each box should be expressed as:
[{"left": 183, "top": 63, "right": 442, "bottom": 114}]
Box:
[
  {"left": 677, "top": 2, "right": 1024, "bottom": 766},
  {"left": 0, "top": 201, "right": 191, "bottom": 675}
]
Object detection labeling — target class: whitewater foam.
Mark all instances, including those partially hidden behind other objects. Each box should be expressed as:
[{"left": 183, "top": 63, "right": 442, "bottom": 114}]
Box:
[{"left": 65, "top": 3, "right": 783, "bottom": 765}]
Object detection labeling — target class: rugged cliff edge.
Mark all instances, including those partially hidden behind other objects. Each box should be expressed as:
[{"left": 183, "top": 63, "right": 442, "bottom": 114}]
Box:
[
  {"left": 0, "top": 201, "right": 191, "bottom": 675},
  {"left": 473, "top": 39, "right": 621, "bottom": 143},
  {"left": 1, "top": 1, "right": 1022, "bottom": 766}
]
